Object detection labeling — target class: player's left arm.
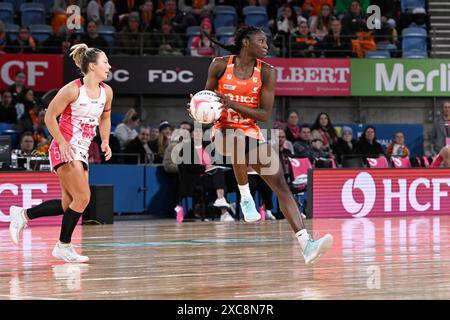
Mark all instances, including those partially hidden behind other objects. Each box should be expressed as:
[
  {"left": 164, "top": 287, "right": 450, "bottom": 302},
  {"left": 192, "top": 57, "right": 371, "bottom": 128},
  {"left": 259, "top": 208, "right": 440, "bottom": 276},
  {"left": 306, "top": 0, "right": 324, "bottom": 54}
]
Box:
[
  {"left": 99, "top": 84, "right": 113, "bottom": 161},
  {"left": 216, "top": 64, "right": 275, "bottom": 122}
]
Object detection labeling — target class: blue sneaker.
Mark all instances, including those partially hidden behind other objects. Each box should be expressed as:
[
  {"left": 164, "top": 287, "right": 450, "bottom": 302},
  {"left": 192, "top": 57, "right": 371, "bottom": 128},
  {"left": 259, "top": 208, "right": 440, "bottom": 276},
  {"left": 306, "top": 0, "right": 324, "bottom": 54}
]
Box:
[
  {"left": 240, "top": 197, "right": 261, "bottom": 222},
  {"left": 302, "top": 234, "right": 333, "bottom": 265}
]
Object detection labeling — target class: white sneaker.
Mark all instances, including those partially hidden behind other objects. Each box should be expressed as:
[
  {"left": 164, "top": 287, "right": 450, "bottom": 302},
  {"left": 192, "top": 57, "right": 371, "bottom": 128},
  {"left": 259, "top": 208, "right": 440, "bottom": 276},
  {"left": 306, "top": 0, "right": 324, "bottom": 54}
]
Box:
[
  {"left": 220, "top": 211, "right": 235, "bottom": 222},
  {"left": 9, "top": 206, "right": 27, "bottom": 245},
  {"left": 52, "top": 242, "right": 89, "bottom": 263},
  {"left": 302, "top": 234, "right": 333, "bottom": 265},
  {"left": 265, "top": 210, "right": 277, "bottom": 220},
  {"left": 213, "top": 197, "right": 230, "bottom": 209}
]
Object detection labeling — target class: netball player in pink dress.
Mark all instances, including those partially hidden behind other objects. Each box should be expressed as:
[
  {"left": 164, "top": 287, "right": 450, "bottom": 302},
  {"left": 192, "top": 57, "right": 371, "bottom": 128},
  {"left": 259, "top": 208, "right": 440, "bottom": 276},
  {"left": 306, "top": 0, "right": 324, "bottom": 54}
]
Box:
[{"left": 9, "top": 44, "right": 114, "bottom": 263}]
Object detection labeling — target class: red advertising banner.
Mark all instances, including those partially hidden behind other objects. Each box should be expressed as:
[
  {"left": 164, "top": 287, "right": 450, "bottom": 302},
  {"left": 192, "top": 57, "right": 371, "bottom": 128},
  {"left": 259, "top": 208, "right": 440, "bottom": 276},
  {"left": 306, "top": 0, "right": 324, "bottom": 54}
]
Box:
[
  {"left": 311, "top": 168, "right": 450, "bottom": 218},
  {"left": 266, "top": 58, "right": 351, "bottom": 96},
  {"left": 0, "top": 54, "right": 63, "bottom": 92},
  {"left": 0, "top": 172, "right": 62, "bottom": 227}
]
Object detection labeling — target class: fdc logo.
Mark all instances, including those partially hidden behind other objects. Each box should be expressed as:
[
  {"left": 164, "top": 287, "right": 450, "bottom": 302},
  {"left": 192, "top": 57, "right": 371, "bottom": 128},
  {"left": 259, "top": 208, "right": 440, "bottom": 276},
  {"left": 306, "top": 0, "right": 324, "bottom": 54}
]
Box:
[{"left": 341, "top": 172, "right": 376, "bottom": 217}]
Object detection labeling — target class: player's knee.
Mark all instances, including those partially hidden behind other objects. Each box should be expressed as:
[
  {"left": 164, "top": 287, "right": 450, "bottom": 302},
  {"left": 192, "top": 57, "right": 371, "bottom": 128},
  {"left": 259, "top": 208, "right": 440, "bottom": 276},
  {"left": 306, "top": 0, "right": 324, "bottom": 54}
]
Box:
[{"left": 75, "top": 191, "right": 91, "bottom": 210}]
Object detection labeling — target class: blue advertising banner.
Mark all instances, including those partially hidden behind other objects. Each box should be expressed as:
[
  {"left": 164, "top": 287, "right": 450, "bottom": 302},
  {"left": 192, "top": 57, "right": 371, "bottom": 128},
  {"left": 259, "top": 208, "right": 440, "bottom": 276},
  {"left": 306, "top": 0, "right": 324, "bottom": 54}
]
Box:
[{"left": 335, "top": 124, "right": 423, "bottom": 156}]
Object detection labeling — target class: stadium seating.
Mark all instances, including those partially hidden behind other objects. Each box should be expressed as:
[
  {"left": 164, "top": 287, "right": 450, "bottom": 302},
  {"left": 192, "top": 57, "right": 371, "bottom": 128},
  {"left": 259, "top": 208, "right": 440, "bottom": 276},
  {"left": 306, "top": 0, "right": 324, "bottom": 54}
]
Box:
[
  {"left": 402, "top": 27, "right": 427, "bottom": 56},
  {"left": 4, "top": 0, "right": 25, "bottom": 13},
  {"left": 20, "top": 2, "right": 45, "bottom": 26},
  {"left": 402, "top": 50, "right": 428, "bottom": 58},
  {"left": 366, "top": 50, "right": 391, "bottom": 59},
  {"left": 401, "top": 0, "right": 426, "bottom": 12},
  {"left": 367, "top": 156, "right": 389, "bottom": 168},
  {"left": 213, "top": 6, "right": 237, "bottom": 30},
  {"left": 32, "top": 0, "right": 53, "bottom": 14},
  {"left": 0, "top": 2, "right": 14, "bottom": 24},
  {"left": 186, "top": 25, "right": 201, "bottom": 50},
  {"left": 29, "top": 24, "right": 52, "bottom": 44},
  {"left": 243, "top": 6, "right": 268, "bottom": 28},
  {"left": 216, "top": 26, "right": 235, "bottom": 56},
  {"left": 391, "top": 157, "right": 412, "bottom": 168},
  {"left": 4, "top": 23, "right": 19, "bottom": 41}
]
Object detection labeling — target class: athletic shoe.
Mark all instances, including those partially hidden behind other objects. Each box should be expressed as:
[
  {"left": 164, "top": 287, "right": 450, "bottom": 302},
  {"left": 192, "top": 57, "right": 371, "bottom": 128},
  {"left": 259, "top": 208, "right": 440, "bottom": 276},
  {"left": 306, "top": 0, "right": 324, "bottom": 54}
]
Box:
[
  {"left": 240, "top": 197, "right": 261, "bottom": 222},
  {"left": 265, "top": 210, "right": 277, "bottom": 220},
  {"left": 52, "top": 242, "right": 89, "bottom": 263},
  {"left": 302, "top": 234, "right": 333, "bottom": 265},
  {"left": 220, "top": 211, "right": 235, "bottom": 222},
  {"left": 213, "top": 197, "right": 230, "bottom": 209},
  {"left": 9, "top": 206, "right": 27, "bottom": 245}
]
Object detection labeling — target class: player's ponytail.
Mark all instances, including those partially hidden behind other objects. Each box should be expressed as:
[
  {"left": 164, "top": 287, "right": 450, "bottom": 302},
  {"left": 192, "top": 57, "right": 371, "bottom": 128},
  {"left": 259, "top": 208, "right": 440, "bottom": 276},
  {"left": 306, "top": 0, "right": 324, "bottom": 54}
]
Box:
[
  {"left": 203, "top": 25, "right": 264, "bottom": 55},
  {"left": 69, "top": 43, "right": 103, "bottom": 75}
]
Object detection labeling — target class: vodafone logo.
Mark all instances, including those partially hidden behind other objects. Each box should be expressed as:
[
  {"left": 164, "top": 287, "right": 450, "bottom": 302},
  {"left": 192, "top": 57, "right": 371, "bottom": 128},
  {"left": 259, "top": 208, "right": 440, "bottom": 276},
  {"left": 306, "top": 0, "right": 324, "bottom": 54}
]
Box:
[
  {"left": 341, "top": 172, "right": 376, "bottom": 217},
  {"left": 392, "top": 157, "right": 402, "bottom": 167}
]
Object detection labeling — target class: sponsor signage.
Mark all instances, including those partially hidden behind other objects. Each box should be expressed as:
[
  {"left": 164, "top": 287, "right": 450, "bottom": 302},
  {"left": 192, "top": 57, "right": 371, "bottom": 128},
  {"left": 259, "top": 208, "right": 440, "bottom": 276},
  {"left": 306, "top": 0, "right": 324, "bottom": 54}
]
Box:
[
  {"left": 310, "top": 169, "right": 450, "bottom": 218},
  {"left": 351, "top": 59, "right": 450, "bottom": 96},
  {"left": 0, "top": 54, "right": 63, "bottom": 92},
  {"left": 64, "top": 56, "right": 210, "bottom": 95},
  {"left": 266, "top": 58, "right": 351, "bottom": 96},
  {"left": 0, "top": 172, "right": 63, "bottom": 227}
]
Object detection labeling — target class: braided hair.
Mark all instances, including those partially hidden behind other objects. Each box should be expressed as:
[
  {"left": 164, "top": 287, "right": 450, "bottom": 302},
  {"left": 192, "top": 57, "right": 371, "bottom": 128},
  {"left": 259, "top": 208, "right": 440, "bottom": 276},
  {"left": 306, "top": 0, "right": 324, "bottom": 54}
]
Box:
[{"left": 204, "top": 25, "right": 264, "bottom": 55}]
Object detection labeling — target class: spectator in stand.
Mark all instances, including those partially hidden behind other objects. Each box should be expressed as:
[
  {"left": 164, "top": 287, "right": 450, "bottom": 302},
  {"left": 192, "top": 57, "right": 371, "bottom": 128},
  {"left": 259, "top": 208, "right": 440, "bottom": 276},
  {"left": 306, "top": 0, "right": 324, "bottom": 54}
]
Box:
[
  {"left": 290, "top": 21, "right": 319, "bottom": 57},
  {"left": 17, "top": 100, "right": 40, "bottom": 134},
  {"left": 275, "top": 4, "right": 298, "bottom": 53},
  {"left": 15, "top": 89, "right": 39, "bottom": 122},
  {"left": 116, "top": 0, "right": 144, "bottom": 28},
  {"left": 311, "top": 112, "right": 337, "bottom": 153},
  {"left": 386, "top": 131, "right": 409, "bottom": 159},
  {"left": 87, "top": 0, "right": 116, "bottom": 26},
  {"left": 285, "top": 110, "right": 302, "bottom": 143},
  {"left": 32, "top": 110, "right": 52, "bottom": 155},
  {"left": 310, "top": 138, "right": 332, "bottom": 162},
  {"left": 42, "top": 29, "right": 67, "bottom": 54},
  {"left": 17, "top": 132, "right": 35, "bottom": 155},
  {"left": 358, "top": 125, "right": 385, "bottom": 158},
  {"left": 80, "top": 21, "right": 109, "bottom": 51},
  {"left": 341, "top": 0, "right": 367, "bottom": 37},
  {"left": 179, "top": 121, "right": 193, "bottom": 132},
  {"left": 275, "top": 127, "right": 294, "bottom": 154},
  {"left": 179, "top": 0, "right": 215, "bottom": 25},
  {"left": 293, "top": 124, "right": 314, "bottom": 160},
  {"left": 114, "top": 108, "right": 140, "bottom": 150},
  {"left": 190, "top": 18, "right": 216, "bottom": 57},
  {"left": 332, "top": 126, "right": 360, "bottom": 165},
  {"left": 321, "top": 18, "right": 353, "bottom": 57},
  {"left": 0, "top": 20, "right": 11, "bottom": 54},
  {"left": 150, "top": 126, "right": 160, "bottom": 143},
  {"left": 116, "top": 12, "right": 152, "bottom": 55},
  {"left": 124, "top": 126, "right": 155, "bottom": 164},
  {"left": 88, "top": 140, "right": 102, "bottom": 164},
  {"left": 152, "top": 21, "right": 184, "bottom": 56},
  {"left": 160, "top": 0, "right": 195, "bottom": 34},
  {"left": 8, "top": 71, "right": 29, "bottom": 105},
  {"left": 150, "top": 120, "right": 173, "bottom": 163},
  {"left": 0, "top": 91, "right": 18, "bottom": 126},
  {"left": 52, "top": 0, "right": 86, "bottom": 34},
  {"left": 139, "top": 0, "right": 161, "bottom": 32},
  {"left": 432, "top": 101, "right": 450, "bottom": 155},
  {"left": 336, "top": 0, "right": 369, "bottom": 18},
  {"left": 7, "top": 26, "right": 37, "bottom": 54},
  {"left": 61, "top": 26, "right": 82, "bottom": 54},
  {"left": 309, "top": 3, "right": 334, "bottom": 41},
  {"left": 300, "top": 0, "right": 333, "bottom": 18}
]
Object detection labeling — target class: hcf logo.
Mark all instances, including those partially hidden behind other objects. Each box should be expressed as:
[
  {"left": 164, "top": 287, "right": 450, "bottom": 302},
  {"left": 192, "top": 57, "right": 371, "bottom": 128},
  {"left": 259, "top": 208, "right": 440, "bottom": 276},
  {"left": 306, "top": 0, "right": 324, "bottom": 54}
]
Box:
[
  {"left": 341, "top": 172, "right": 376, "bottom": 217},
  {"left": 341, "top": 172, "right": 450, "bottom": 217}
]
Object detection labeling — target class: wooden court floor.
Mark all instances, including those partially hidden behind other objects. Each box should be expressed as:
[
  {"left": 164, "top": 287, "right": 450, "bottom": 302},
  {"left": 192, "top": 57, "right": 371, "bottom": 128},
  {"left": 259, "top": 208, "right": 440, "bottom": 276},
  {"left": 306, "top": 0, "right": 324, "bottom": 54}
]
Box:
[{"left": 0, "top": 215, "right": 449, "bottom": 300}]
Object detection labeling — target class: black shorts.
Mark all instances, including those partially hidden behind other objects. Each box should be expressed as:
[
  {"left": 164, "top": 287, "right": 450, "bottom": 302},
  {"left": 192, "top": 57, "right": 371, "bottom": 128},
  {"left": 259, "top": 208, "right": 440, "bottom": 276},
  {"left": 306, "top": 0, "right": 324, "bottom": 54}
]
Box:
[{"left": 53, "top": 161, "right": 89, "bottom": 173}]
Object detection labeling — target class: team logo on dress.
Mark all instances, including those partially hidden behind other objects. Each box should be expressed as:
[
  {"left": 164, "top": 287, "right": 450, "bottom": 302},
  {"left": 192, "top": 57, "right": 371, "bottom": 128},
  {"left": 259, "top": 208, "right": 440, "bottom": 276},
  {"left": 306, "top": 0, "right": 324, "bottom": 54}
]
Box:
[
  {"left": 223, "top": 84, "right": 237, "bottom": 90},
  {"left": 226, "top": 74, "right": 232, "bottom": 80},
  {"left": 252, "top": 86, "right": 259, "bottom": 93},
  {"left": 252, "top": 77, "right": 258, "bottom": 83}
]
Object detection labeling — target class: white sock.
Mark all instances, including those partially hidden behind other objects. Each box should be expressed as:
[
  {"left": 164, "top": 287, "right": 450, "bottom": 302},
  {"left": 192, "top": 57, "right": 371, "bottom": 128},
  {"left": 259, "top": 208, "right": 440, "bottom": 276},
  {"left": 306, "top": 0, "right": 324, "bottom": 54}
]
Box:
[
  {"left": 296, "top": 229, "right": 310, "bottom": 251},
  {"left": 58, "top": 241, "right": 71, "bottom": 248},
  {"left": 22, "top": 210, "right": 29, "bottom": 222},
  {"left": 238, "top": 183, "right": 252, "bottom": 199}
]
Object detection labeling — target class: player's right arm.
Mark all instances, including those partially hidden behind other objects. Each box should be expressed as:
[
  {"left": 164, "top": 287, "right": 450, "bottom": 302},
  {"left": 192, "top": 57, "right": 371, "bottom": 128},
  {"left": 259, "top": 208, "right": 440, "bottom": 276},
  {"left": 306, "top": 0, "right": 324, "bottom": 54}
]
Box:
[
  {"left": 204, "top": 57, "right": 227, "bottom": 91},
  {"left": 45, "top": 81, "right": 79, "bottom": 162}
]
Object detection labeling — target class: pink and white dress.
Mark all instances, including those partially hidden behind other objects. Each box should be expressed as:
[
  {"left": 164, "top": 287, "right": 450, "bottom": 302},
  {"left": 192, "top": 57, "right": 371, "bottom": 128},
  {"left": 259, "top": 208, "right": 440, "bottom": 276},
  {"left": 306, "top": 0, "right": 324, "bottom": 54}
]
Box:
[{"left": 49, "top": 78, "right": 107, "bottom": 172}]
